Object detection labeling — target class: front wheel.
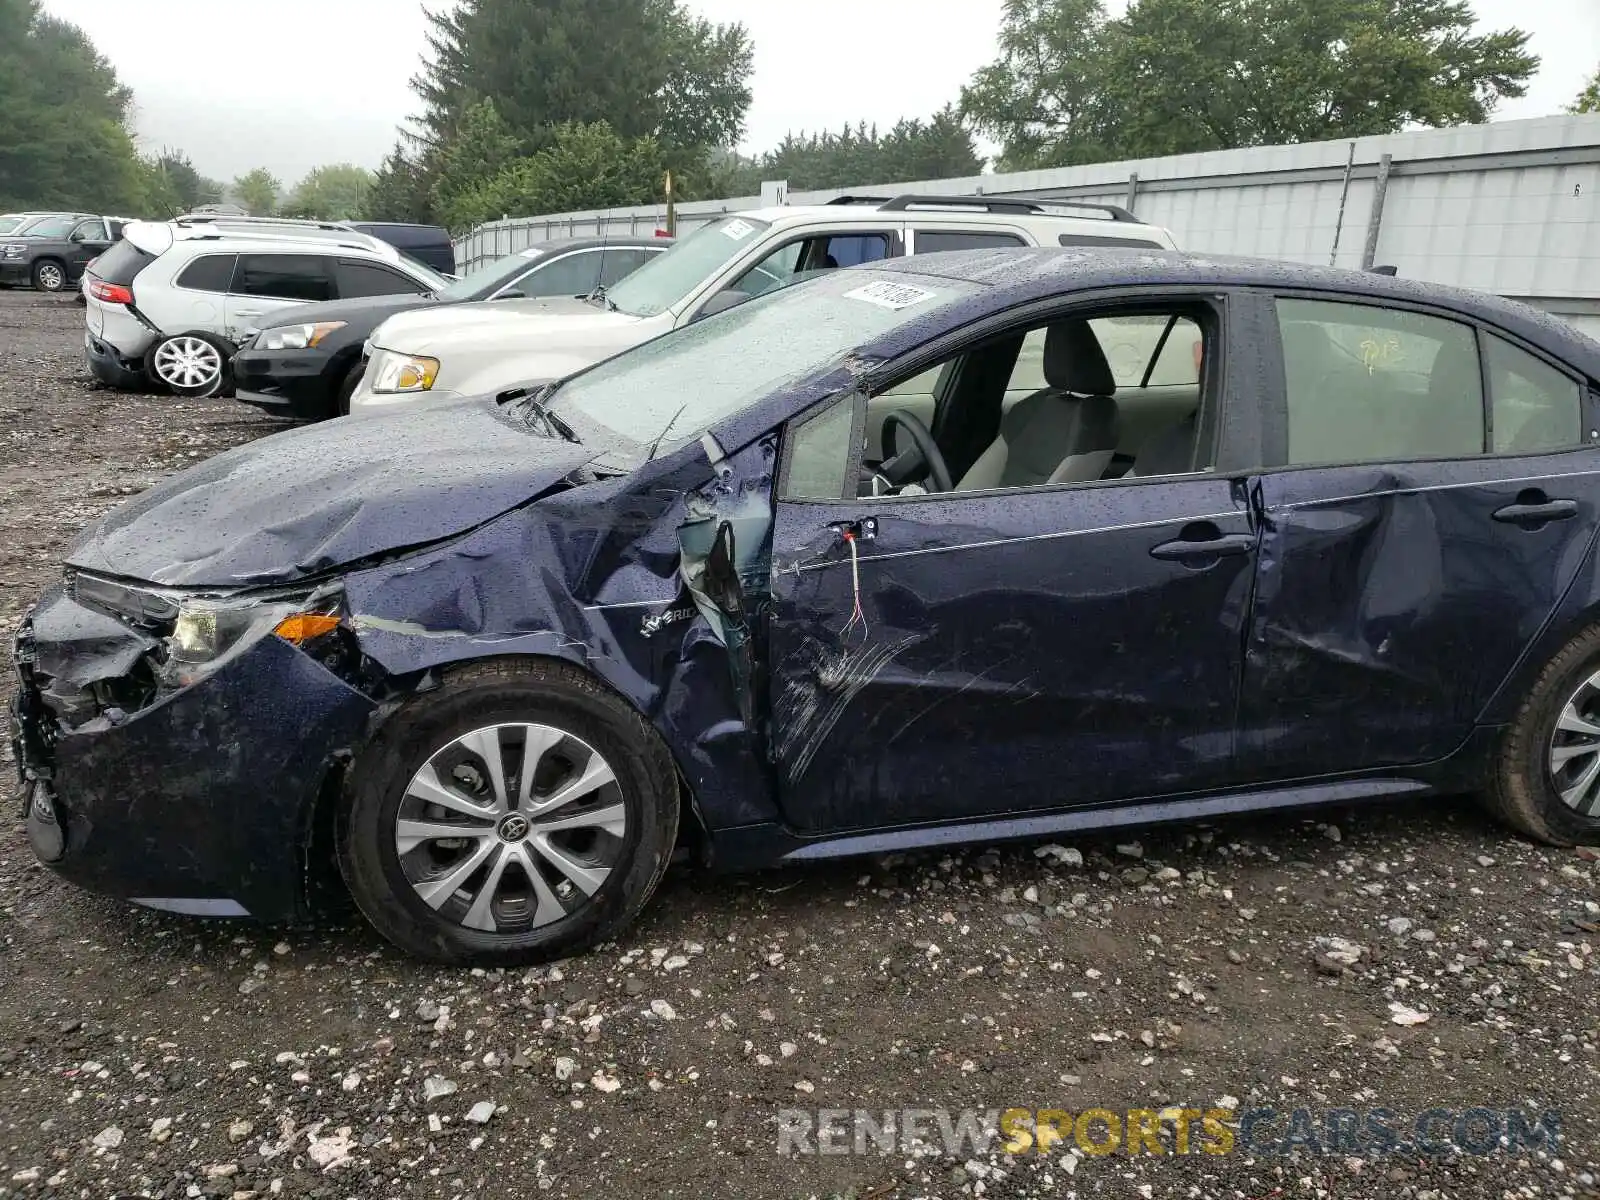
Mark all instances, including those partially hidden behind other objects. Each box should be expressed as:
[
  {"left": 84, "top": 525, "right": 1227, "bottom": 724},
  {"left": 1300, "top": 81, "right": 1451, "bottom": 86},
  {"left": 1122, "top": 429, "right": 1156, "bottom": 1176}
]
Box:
[
  {"left": 32, "top": 260, "right": 66, "bottom": 292},
  {"left": 145, "top": 332, "right": 232, "bottom": 398},
  {"left": 1485, "top": 623, "right": 1600, "bottom": 845},
  {"left": 337, "top": 659, "right": 679, "bottom": 965}
]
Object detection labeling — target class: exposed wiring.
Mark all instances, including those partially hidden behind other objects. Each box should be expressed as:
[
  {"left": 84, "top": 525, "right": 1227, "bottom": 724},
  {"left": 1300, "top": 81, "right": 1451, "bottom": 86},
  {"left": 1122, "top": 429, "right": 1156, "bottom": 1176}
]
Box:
[{"left": 839, "top": 529, "right": 868, "bottom": 644}]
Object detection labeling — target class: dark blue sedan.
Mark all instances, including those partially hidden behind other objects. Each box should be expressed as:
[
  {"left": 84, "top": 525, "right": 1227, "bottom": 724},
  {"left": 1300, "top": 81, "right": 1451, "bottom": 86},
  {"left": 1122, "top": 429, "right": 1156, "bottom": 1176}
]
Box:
[{"left": 12, "top": 248, "right": 1600, "bottom": 964}]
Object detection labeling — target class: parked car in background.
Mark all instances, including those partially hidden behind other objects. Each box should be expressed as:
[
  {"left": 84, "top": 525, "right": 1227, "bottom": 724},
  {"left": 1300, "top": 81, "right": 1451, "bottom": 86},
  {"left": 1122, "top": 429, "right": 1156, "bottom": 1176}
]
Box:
[
  {"left": 232, "top": 236, "right": 671, "bottom": 420},
  {"left": 83, "top": 216, "right": 448, "bottom": 398},
  {"left": 1, "top": 214, "right": 131, "bottom": 292},
  {"left": 349, "top": 194, "right": 1178, "bottom": 416},
  {"left": 0, "top": 212, "right": 54, "bottom": 236},
  {"left": 17, "top": 249, "right": 1600, "bottom": 964},
  {"left": 348, "top": 222, "right": 456, "bottom": 275}
]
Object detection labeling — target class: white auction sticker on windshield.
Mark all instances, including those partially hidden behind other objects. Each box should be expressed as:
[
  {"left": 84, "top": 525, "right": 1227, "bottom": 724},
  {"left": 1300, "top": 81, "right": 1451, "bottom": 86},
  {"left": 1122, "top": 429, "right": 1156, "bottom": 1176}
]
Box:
[
  {"left": 721, "top": 219, "right": 756, "bottom": 240},
  {"left": 842, "top": 281, "right": 938, "bottom": 310}
]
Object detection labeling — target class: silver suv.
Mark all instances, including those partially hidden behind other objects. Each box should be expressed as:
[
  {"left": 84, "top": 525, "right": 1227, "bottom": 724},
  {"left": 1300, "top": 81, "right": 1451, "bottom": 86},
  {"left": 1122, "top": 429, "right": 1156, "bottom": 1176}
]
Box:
[{"left": 351, "top": 194, "right": 1179, "bottom": 416}]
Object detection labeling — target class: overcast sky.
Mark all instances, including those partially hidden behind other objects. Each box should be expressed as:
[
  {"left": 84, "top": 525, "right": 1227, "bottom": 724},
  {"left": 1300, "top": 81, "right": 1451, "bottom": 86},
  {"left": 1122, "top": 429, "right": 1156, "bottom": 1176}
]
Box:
[{"left": 39, "top": 0, "right": 1600, "bottom": 185}]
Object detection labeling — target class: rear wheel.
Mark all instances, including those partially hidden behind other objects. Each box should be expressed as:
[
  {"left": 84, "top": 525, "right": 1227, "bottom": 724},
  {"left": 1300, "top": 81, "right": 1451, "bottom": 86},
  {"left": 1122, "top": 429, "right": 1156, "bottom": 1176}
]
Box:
[
  {"left": 337, "top": 659, "right": 679, "bottom": 965},
  {"left": 1485, "top": 623, "right": 1600, "bottom": 845},
  {"left": 32, "top": 260, "right": 66, "bottom": 292},
  {"left": 145, "top": 332, "right": 232, "bottom": 398}
]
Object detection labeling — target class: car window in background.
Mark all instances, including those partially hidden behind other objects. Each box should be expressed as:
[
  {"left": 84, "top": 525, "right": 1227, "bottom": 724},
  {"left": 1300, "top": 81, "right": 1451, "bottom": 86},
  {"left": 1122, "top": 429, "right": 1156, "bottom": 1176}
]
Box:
[
  {"left": 915, "top": 230, "right": 1027, "bottom": 253},
  {"left": 436, "top": 249, "right": 546, "bottom": 301},
  {"left": 1277, "top": 298, "right": 1483, "bottom": 466},
  {"left": 14, "top": 215, "right": 76, "bottom": 238},
  {"left": 70, "top": 219, "right": 107, "bottom": 242},
  {"left": 396, "top": 253, "right": 450, "bottom": 289},
  {"left": 551, "top": 268, "right": 980, "bottom": 453},
  {"left": 334, "top": 260, "right": 431, "bottom": 299},
  {"left": 523, "top": 250, "right": 603, "bottom": 297},
  {"left": 606, "top": 216, "right": 772, "bottom": 317},
  {"left": 233, "top": 254, "right": 334, "bottom": 302},
  {"left": 729, "top": 233, "right": 893, "bottom": 300},
  {"left": 1487, "top": 335, "right": 1584, "bottom": 455},
  {"left": 599, "top": 247, "right": 660, "bottom": 287},
  {"left": 175, "top": 254, "right": 238, "bottom": 293},
  {"left": 0, "top": 217, "right": 22, "bottom": 235}
]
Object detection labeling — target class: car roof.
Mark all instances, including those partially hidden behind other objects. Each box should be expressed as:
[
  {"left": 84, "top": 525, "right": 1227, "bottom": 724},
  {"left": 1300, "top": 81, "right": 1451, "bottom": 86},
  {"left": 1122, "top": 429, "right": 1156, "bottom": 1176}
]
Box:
[
  {"left": 121, "top": 219, "right": 430, "bottom": 272},
  {"left": 734, "top": 194, "right": 1167, "bottom": 235},
  {"left": 867, "top": 246, "right": 1600, "bottom": 383}
]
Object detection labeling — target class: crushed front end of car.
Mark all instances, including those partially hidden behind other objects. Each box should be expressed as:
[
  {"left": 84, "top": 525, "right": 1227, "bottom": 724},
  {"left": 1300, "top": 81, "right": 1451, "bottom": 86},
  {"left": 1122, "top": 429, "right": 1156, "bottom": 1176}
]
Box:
[{"left": 11, "top": 572, "right": 378, "bottom": 920}]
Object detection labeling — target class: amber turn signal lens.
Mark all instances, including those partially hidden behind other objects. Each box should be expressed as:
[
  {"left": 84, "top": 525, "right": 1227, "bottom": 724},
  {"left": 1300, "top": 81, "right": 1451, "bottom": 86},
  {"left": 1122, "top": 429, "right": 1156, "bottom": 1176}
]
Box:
[{"left": 274, "top": 613, "right": 341, "bottom": 644}]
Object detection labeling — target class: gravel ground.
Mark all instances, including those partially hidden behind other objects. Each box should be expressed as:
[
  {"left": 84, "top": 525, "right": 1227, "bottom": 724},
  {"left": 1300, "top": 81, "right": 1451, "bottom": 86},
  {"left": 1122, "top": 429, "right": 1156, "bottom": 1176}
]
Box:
[{"left": 0, "top": 289, "right": 1598, "bottom": 1199}]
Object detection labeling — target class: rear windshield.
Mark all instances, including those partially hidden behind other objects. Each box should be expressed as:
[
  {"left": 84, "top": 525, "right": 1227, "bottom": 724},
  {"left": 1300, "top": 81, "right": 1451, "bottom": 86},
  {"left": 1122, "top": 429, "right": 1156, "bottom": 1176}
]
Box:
[{"left": 90, "top": 238, "right": 156, "bottom": 286}]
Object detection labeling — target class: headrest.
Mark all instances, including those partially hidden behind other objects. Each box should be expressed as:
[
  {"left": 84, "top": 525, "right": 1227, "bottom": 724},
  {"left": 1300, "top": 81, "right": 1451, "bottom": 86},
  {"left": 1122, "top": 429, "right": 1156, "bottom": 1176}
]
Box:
[{"left": 1043, "top": 320, "right": 1116, "bottom": 396}]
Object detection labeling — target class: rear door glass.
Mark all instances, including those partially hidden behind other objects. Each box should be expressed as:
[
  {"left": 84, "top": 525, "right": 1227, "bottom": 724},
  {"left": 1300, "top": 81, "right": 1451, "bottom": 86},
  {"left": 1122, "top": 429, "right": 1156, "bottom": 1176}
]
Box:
[{"left": 233, "top": 255, "right": 333, "bottom": 302}]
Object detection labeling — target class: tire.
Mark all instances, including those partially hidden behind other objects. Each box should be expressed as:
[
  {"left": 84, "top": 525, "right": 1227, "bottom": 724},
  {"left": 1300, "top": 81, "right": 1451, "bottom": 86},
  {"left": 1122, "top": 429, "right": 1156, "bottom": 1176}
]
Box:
[
  {"left": 333, "top": 360, "right": 364, "bottom": 418},
  {"left": 31, "top": 259, "right": 66, "bottom": 293},
  {"left": 144, "top": 331, "right": 233, "bottom": 398},
  {"left": 337, "top": 658, "right": 679, "bottom": 965},
  {"left": 1485, "top": 622, "right": 1600, "bottom": 845}
]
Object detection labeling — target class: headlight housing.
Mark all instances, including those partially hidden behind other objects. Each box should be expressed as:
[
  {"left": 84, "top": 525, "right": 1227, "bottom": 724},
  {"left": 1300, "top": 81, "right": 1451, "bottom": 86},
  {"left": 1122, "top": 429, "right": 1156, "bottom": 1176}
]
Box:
[
  {"left": 258, "top": 321, "right": 347, "bottom": 351},
  {"left": 368, "top": 348, "right": 440, "bottom": 394},
  {"left": 2, "top": 244, "right": 24, "bottom": 258},
  {"left": 162, "top": 592, "right": 341, "bottom": 688}
]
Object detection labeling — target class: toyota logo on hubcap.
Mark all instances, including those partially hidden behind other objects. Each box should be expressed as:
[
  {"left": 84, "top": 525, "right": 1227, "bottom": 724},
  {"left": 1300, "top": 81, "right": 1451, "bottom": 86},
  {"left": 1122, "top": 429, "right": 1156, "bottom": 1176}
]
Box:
[{"left": 497, "top": 814, "right": 531, "bottom": 842}]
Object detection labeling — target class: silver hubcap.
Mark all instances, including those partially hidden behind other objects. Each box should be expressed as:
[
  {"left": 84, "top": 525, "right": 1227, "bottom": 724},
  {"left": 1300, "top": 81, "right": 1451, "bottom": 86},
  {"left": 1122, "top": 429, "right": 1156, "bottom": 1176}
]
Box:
[
  {"left": 153, "top": 337, "right": 222, "bottom": 390},
  {"left": 37, "top": 264, "right": 63, "bottom": 290},
  {"left": 395, "top": 723, "right": 628, "bottom": 933},
  {"left": 1549, "top": 669, "right": 1600, "bottom": 814}
]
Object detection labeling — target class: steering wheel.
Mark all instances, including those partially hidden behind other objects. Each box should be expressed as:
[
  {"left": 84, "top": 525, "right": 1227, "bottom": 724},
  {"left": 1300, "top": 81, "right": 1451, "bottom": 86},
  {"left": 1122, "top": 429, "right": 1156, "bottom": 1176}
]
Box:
[{"left": 880, "top": 409, "right": 954, "bottom": 493}]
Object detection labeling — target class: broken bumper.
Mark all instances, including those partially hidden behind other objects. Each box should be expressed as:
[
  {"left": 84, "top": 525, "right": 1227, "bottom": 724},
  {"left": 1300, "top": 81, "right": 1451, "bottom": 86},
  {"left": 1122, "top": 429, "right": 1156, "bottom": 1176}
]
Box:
[{"left": 12, "top": 588, "right": 378, "bottom": 921}]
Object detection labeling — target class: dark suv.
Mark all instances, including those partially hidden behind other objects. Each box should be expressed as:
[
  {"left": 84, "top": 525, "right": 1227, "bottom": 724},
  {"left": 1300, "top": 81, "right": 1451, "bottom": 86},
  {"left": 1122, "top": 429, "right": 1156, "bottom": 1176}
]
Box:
[{"left": 1, "top": 214, "right": 128, "bottom": 293}]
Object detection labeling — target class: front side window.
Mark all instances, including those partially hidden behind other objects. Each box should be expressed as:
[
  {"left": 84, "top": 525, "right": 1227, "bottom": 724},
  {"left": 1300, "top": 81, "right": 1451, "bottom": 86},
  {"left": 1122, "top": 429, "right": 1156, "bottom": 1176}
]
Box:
[
  {"left": 1007, "top": 314, "right": 1202, "bottom": 395},
  {"left": 233, "top": 254, "right": 333, "bottom": 302},
  {"left": 1487, "top": 335, "right": 1584, "bottom": 454},
  {"left": 522, "top": 251, "right": 603, "bottom": 297},
  {"left": 70, "top": 219, "right": 107, "bottom": 242},
  {"left": 782, "top": 397, "right": 857, "bottom": 501},
  {"left": 549, "top": 268, "right": 977, "bottom": 455},
  {"left": 726, "top": 232, "right": 893, "bottom": 301},
  {"left": 334, "top": 260, "right": 428, "bottom": 299},
  {"left": 1277, "top": 298, "right": 1483, "bottom": 466},
  {"left": 606, "top": 216, "right": 772, "bottom": 317}
]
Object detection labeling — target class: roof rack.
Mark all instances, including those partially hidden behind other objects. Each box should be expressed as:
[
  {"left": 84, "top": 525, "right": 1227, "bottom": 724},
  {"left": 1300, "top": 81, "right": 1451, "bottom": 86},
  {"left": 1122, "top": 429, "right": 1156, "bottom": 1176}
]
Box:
[
  {"left": 175, "top": 213, "right": 357, "bottom": 232},
  {"left": 826, "top": 195, "right": 894, "bottom": 206},
  {"left": 877, "top": 193, "right": 1139, "bottom": 223}
]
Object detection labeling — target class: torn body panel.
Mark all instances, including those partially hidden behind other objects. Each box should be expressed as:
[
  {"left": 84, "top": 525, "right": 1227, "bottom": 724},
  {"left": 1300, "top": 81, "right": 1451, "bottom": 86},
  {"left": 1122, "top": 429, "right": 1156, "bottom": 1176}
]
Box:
[{"left": 1240, "top": 457, "right": 1600, "bottom": 780}]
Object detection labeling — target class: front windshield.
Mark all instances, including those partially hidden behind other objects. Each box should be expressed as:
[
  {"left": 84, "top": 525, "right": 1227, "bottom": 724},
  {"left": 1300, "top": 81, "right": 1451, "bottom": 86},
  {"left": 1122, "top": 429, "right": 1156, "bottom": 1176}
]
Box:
[
  {"left": 13, "top": 215, "right": 76, "bottom": 238},
  {"left": 397, "top": 253, "right": 451, "bottom": 290},
  {"left": 605, "top": 216, "right": 770, "bottom": 317},
  {"left": 436, "top": 248, "right": 543, "bottom": 302},
  {"left": 550, "top": 269, "right": 980, "bottom": 454}
]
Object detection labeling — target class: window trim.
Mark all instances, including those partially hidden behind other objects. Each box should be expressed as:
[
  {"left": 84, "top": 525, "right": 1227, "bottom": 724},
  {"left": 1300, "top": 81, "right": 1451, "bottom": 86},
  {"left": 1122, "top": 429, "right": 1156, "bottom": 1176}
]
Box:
[
  {"left": 1260, "top": 286, "right": 1593, "bottom": 473},
  {"left": 228, "top": 252, "right": 335, "bottom": 303},
  {"left": 172, "top": 252, "right": 241, "bottom": 295},
  {"left": 775, "top": 287, "right": 1238, "bottom": 508},
  {"left": 906, "top": 228, "right": 1028, "bottom": 255}
]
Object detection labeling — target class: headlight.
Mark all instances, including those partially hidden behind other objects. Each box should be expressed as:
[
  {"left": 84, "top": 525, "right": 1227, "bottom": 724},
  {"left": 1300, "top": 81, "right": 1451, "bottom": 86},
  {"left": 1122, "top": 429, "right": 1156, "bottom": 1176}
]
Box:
[
  {"left": 2, "top": 245, "right": 23, "bottom": 258},
  {"left": 368, "top": 348, "right": 439, "bottom": 394},
  {"left": 163, "top": 593, "right": 341, "bottom": 688},
  {"left": 258, "top": 321, "right": 347, "bottom": 351}
]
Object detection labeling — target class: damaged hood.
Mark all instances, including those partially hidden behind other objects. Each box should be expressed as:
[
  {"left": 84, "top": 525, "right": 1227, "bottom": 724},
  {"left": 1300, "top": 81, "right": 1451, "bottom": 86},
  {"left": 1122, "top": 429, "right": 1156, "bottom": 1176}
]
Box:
[
  {"left": 66, "top": 400, "right": 596, "bottom": 589},
  {"left": 371, "top": 296, "right": 648, "bottom": 358}
]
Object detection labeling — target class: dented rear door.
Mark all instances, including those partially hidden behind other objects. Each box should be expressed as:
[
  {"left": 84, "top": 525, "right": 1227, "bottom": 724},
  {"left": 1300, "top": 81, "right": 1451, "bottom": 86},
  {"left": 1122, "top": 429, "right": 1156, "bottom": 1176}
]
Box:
[{"left": 1238, "top": 293, "right": 1600, "bottom": 779}]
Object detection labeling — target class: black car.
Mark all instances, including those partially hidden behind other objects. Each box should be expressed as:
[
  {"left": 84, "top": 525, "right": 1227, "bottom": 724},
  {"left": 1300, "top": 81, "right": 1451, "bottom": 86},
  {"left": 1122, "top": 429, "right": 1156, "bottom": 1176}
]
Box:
[
  {"left": 0, "top": 213, "right": 127, "bottom": 292},
  {"left": 16, "top": 249, "right": 1600, "bottom": 966},
  {"left": 231, "top": 236, "right": 671, "bottom": 419},
  {"left": 348, "top": 222, "right": 457, "bottom": 275}
]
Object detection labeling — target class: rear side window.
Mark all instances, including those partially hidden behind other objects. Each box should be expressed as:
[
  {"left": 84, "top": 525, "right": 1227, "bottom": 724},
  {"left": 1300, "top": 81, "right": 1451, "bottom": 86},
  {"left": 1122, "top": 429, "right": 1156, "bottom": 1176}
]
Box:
[
  {"left": 175, "top": 254, "right": 238, "bottom": 293},
  {"left": 915, "top": 230, "right": 1026, "bottom": 253},
  {"left": 1487, "top": 336, "right": 1584, "bottom": 454},
  {"left": 234, "top": 254, "right": 333, "bottom": 302},
  {"left": 334, "top": 259, "right": 428, "bottom": 299},
  {"left": 1277, "top": 298, "right": 1484, "bottom": 466},
  {"left": 1058, "top": 234, "right": 1165, "bottom": 249},
  {"left": 91, "top": 239, "right": 156, "bottom": 286}
]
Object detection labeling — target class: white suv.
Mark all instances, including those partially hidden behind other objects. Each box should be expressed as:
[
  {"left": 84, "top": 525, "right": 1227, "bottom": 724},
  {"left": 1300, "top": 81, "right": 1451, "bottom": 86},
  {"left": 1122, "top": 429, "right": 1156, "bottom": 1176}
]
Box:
[
  {"left": 350, "top": 194, "right": 1179, "bottom": 416},
  {"left": 83, "top": 217, "right": 449, "bottom": 397}
]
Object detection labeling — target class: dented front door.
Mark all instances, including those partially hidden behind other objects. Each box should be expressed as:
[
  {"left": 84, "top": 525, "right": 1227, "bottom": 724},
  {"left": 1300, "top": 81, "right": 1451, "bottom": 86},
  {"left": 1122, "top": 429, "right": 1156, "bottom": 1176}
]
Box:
[{"left": 765, "top": 479, "right": 1258, "bottom": 836}]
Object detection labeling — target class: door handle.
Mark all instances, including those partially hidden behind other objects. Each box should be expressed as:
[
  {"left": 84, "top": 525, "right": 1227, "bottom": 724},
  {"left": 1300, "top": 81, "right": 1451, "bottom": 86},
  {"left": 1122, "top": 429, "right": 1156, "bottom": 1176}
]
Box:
[
  {"left": 1493, "top": 491, "right": 1577, "bottom": 527},
  {"left": 1149, "top": 531, "right": 1255, "bottom": 561}
]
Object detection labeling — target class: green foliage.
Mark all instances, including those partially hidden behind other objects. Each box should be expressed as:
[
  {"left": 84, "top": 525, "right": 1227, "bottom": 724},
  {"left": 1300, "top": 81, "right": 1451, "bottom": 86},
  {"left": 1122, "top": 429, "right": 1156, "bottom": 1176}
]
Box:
[
  {"left": 149, "top": 149, "right": 223, "bottom": 211},
  {"left": 962, "top": 0, "right": 1540, "bottom": 168},
  {"left": 1573, "top": 67, "right": 1600, "bottom": 114},
  {"left": 438, "top": 121, "right": 664, "bottom": 232},
  {"left": 281, "top": 163, "right": 376, "bottom": 221},
  {"left": 757, "top": 107, "right": 984, "bottom": 191},
  {"left": 232, "top": 168, "right": 282, "bottom": 216},
  {"left": 0, "top": 0, "right": 150, "bottom": 212},
  {"left": 429, "top": 99, "right": 522, "bottom": 220},
  {"left": 363, "top": 148, "right": 437, "bottom": 223}
]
